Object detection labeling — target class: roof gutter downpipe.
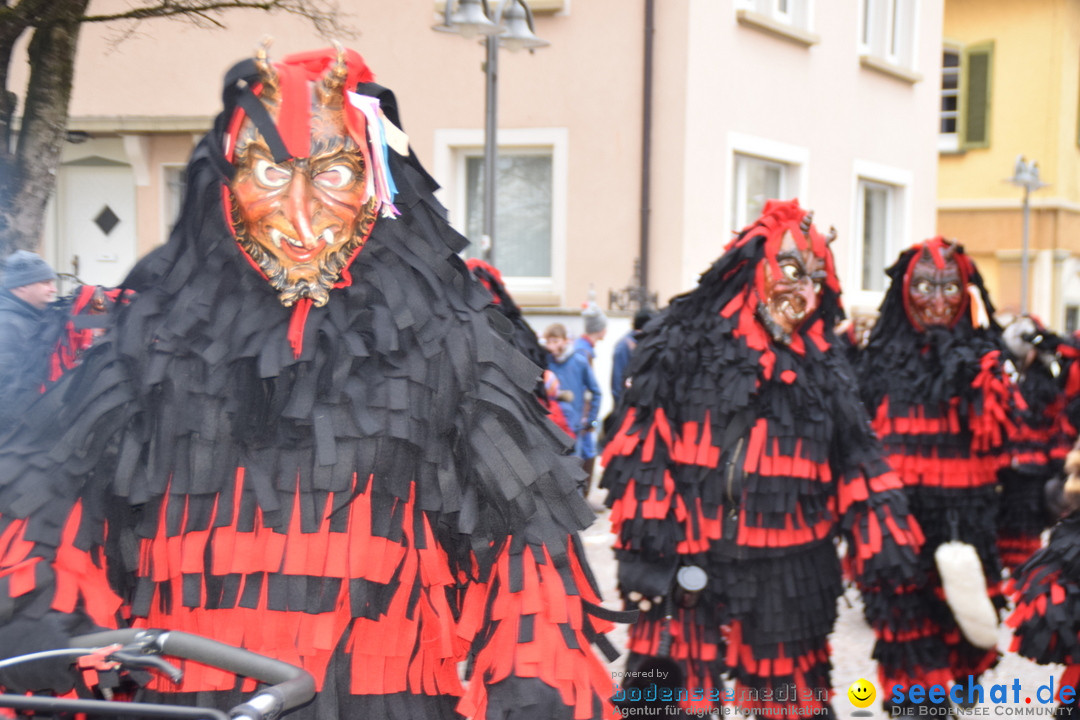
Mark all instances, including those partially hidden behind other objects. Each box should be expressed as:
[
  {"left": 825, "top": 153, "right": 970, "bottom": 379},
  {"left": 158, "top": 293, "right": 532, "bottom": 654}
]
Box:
[{"left": 639, "top": 0, "right": 655, "bottom": 302}]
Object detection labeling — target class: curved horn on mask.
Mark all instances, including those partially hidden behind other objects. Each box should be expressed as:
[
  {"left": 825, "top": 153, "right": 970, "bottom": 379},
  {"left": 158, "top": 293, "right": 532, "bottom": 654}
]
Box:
[
  {"left": 941, "top": 241, "right": 958, "bottom": 264},
  {"left": 255, "top": 36, "right": 279, "bottom": 97},
  {"left": 800, "top": 210, "right": 815, "bottom": 236},
  {"left": 317, "top": 41, "right": 350, "bottom": 106},
  {"left": 826, "top": 226, "right": 838, "bottom": 245}
]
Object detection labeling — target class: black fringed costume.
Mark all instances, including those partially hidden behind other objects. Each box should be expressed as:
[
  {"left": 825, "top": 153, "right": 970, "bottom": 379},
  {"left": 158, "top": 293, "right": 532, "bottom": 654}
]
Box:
[
  {"left": 599, "top": 200, "right": 924, "bottom": 717},
  {"left": 0, "top": 49, "right": 619, "bottom": 720},
  {"left": 1007, "top": 453, "right": 1080, "bottom": 713},
  {"left": 465, "top": 259, "right": 572, "bottom": 438},
  {"left": 856, "top": 237, "right": 1020, "bottom": 692},
  {"left": 1007, "top": 512, "right": 1080, "bottom": 711},
  {"left": 997, "top": 318, "right": 1076, "bottom": 572}
]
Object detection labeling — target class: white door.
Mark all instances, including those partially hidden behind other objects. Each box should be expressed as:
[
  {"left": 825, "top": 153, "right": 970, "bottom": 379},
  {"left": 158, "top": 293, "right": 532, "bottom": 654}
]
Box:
[{"left": 58, "top": 161, "right": 138, "bottom": 288}]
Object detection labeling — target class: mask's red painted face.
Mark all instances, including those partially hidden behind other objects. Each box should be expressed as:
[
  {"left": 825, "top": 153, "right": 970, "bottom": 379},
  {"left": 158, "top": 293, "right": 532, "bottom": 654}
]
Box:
[
  {"left": 758, "top": 230, "right": 826, "bottom": 342},
  {"left": 229, "top": 54, "right": 378, "bottom": 307},
  {"left": 905, "top": 249, "right": 965, "bottom": 331}
]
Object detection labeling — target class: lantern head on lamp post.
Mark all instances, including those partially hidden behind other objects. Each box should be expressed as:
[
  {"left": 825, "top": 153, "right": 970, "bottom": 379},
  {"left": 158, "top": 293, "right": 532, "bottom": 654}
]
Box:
[{"left": 434, "top": 1, "right": 549, "bottom": 265}]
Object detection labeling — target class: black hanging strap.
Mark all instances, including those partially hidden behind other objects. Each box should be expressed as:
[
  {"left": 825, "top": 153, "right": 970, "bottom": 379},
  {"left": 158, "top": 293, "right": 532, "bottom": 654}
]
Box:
[{"left": 233, "top": 80, "right": 292, "bottom": 164}]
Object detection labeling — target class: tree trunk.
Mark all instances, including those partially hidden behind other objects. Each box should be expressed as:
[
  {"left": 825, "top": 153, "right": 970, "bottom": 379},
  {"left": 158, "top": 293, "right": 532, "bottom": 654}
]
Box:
[
  {"left": 0, "top": 0, "right": 88, "bottom": 256},
  {"left": 0, "top": 25, "right": 25, "bottom": 201}
]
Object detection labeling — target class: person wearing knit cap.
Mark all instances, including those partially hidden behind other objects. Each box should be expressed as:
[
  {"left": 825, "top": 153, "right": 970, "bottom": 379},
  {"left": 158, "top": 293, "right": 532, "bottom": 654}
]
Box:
[
  {"left": 574, "top": 300, "right": 607, "bottom": 483},
  {"left": 2, "top": 250, "right": 57, "bottom": 303},
  {"left": 0, "top": 250, "right": 58, "bottom": 434},
  {"left": 576, "top": 300, "right": 608, "bottom": 366}
]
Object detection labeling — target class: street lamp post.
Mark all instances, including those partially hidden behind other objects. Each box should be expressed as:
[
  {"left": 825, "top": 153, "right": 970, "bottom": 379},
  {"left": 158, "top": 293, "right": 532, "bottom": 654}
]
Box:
[
  {"left": 435, "top": 0, "right": 549, "bottom": 265},
  {"left": 1007, "top": 155, "right": 1048, "bottom": 316}
]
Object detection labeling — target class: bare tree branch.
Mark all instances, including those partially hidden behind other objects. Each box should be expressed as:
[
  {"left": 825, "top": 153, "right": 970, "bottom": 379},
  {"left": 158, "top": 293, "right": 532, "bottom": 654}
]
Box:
[
  {"left": 79, "top": 0, "right": 353, "bottom": 37},
  {"left": 0, "top": 0, "right": 353, "bottom": 254},
  {"left": 81, "top": 0, "right": 354, "bottom": 38},
  {"left": 83, "top": 1, "right": 280, "bottom": 23}
]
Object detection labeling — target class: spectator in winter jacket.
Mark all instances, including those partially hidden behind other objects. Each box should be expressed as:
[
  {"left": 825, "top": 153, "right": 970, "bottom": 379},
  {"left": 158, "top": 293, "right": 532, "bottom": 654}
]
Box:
[
  {"left": 610, "top": 309, "right": 653, "bottom": 407},
  {"left": 0, "top": 250, "right": 58, "bottom": 434},
  {"left": 544, "top": 322, "right": 602, "bottom": 488}
]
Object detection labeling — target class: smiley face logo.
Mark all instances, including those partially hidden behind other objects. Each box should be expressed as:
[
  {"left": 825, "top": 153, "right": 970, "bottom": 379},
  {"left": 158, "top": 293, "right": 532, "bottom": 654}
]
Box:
[{"left": 847, "top": 678, "right": 876, "bottom": 709}]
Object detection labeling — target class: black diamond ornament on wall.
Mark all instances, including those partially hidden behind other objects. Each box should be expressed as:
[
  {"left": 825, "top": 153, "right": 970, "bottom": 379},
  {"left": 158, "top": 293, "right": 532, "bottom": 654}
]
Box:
[{"left": 94, "top": 205, "right": 120, "bottom": 236}]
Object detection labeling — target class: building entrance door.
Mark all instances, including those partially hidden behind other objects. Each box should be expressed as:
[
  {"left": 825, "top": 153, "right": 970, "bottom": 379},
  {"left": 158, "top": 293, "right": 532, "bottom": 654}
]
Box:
[{"left": 57, "top": 160, "right": 137, "bottom": 288}]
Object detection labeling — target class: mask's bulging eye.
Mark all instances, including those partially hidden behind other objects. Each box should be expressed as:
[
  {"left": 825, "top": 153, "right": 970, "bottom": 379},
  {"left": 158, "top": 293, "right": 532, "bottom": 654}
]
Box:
[
  {"left": 781, "top": 263, "right": 800, "bottom": 281},
  {"left": 915, "top": 280, "right": 932, "bottom": 294},
  {"left": 255, "top": 159, "right": 292, "bottom": 188},
  {"left": 314, "top": 165, "right": 355, "bottom": 190},
  {"left": 944, "top": 283, "right": 961, "bottom": 297}
]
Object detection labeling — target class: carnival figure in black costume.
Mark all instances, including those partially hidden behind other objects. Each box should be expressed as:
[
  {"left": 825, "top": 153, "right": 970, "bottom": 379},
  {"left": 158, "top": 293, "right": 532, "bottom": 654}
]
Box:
[
  {"left": 997, "top": 316, "right": 1076, "bottom": 572},
  {"left": 0, "top": 47, "right": 622, "bottom": 720},
  {"left": 857, "top": 237, "right": 1021, "bottom": 697},
  {"left": 465, "top": 258, "right": 573, "bottom": 437},
  {"left": 1008, "top": 437, "right": 1080, "bottom": 716},
  {"left": 600, "top": 199, "right": 925, "bottom": 717}
]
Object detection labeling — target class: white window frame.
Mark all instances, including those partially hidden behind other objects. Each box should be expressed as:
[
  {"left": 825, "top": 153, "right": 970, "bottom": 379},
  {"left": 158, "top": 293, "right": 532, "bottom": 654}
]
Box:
[
  {"left": 773, "top": 0, "right": 793, "bottom": 24},
  {"left": 739, "top": 0, "right": 813, "bottom": 29},
  {"left": 849, "top": 159, "right": 912, "bottom": 308},
  {"left": 726, "top": 132, "right": 809, "bottom": 235},
  {"left": 160, "top": 163, "right": 187, "bottom": 245},
  {"left": 433, "top": 127, "right": 567, "bottom": 299},
  {"left": 940, "top": 45, "right": 961, "bottom": 152},
  {"left": 859, "top": 0, "right": 919, "bottom": 73},
  {"left": 731, "top": 155, "right": 788, "bottom": 233}
]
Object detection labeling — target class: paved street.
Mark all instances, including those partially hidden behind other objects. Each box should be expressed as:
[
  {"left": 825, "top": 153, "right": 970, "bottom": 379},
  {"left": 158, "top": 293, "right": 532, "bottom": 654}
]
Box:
[{"left": 580, "top": 500, "right": 1067, "bottom": 719}]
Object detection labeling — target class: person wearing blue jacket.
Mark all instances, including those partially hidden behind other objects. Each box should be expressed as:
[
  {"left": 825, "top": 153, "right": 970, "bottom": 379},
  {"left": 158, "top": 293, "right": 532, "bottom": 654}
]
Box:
[
  {"left": 544, "top": 322, "right": 602, "bottom": 492},
  {"left": 611, "top": 309, "right": 653, "bottom": 407}
]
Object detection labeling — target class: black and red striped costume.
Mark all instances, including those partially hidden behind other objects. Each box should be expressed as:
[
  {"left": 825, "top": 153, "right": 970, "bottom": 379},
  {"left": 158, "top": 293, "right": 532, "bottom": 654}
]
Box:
[
  {"left": 600, "top": 200, "right": 924, "bottom": 717},
  {"left": 0, "top": 51, "right": 619, "bottom": 720},
  {"left": 48, "top": 284, "right": 125, "bottom": 382},
  {"left": 857, "top": 238, "right": 1020, "bottom": 693},
  {"left": 997, "top": 319, "right": 1076, "bottom": 572},
  {"left": 1007, "top": 505, "right": 1080, "bottom": 712}
]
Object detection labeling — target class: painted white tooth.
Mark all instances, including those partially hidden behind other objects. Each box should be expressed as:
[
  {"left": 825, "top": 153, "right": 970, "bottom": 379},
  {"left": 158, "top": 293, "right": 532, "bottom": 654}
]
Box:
[
  {"left": 269, "top": 228, "right": 285, "bottom": 248},
  {"left": 321, "top": 227, "right": 335, "bottom": 246}
]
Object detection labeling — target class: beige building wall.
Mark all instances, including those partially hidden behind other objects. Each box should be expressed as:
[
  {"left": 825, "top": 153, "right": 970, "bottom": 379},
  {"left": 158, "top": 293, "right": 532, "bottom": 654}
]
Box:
[
  {"left": 938, "top": 0, "right": 1080, "bottom": 328},
  {"left": 19, "top": 0, "right": 943, "bottom": 316},
  {"left": 669, "top": 0, "right": 942, "bottom": 314}
]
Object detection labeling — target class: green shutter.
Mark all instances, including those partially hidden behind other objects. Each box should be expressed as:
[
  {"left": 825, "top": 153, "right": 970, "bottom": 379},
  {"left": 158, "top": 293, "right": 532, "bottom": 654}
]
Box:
[{"left": 961, "top": 41, "right": 994, "bottom": 150}]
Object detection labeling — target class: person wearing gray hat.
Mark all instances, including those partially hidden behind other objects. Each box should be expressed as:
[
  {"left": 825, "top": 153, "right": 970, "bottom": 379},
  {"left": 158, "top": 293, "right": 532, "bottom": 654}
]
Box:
[
  {"left": 575, "top": 300, "right": 608, "bottom": 366},
  {"left": 0, "top": 250, "right": 59, "bottom": 433},
  {"left": 570, "top": 300, "right": 607, "bottom": 498}
]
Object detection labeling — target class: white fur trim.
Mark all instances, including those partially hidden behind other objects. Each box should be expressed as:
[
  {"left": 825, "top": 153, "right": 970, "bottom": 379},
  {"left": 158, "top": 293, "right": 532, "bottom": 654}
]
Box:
[{"left": 934, "top": 540, "right": 999, "bottom": 650}]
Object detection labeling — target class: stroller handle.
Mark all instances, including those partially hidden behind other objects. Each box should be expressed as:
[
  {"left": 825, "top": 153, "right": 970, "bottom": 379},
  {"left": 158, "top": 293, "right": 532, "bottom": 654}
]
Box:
[{"left": 70, "top": 628, "right": 316, "bottom": 720}]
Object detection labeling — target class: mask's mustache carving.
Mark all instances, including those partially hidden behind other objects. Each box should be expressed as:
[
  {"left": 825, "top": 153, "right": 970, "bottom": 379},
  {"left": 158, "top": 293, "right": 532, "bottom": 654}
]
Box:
[{"left": 231, "top": 196, "right": 377, "bottom": 307}]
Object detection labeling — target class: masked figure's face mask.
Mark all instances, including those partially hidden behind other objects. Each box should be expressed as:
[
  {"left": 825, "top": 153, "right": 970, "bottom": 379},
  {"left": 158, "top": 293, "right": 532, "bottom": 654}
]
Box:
[
  {"left": 229, "top": 55, "right": 379, "bottom": 307},
  {"left": 906, "top": 253, "right": 964, "bottom": 331},
  {"left": 756, "top": 229, "right": 828, "bottom": 345}
]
